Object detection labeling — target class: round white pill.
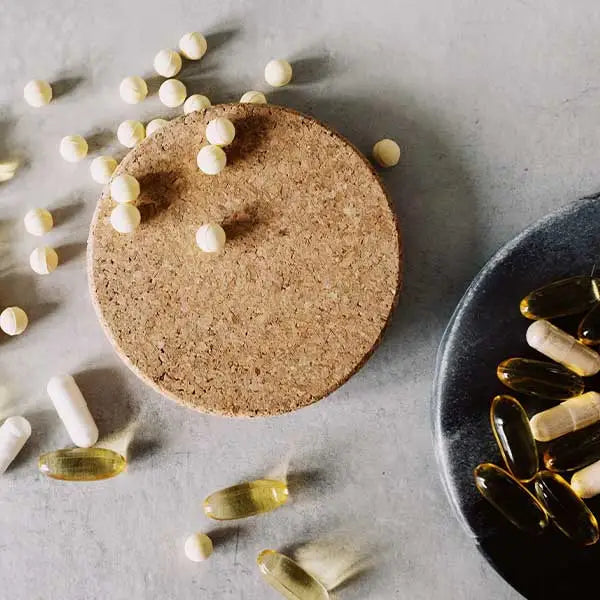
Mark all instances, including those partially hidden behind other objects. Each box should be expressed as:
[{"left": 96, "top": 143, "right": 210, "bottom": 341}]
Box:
[
  {"left": 197, "top": 145, "right": 226, "bottom": 175},
  {"left": 29, "top": 246, "right": 58, "bottom": 275},
  {"left": 206, "top": 117, "right": 235, "bottom": 146},
  {"left": 47, "top": 375, "right": 99, "bottom": 448},
  {"left": 146, "top": 118, "right": 169, "bottom": 136},
  {"left": 154, "top": 49, "right": 182, "bottom": 78},
  {"left": 90, "top": 156, "right": 118, "bottom": 184},
  {"left": 23, "top": 79, "right": 52, "bottom": 107},
  {"left": 110, "top": 174, "right": 140, "bottom": 204},
  {"left": 0, "top": 307, "right": 28, "bottom": 336},
  {"left": 184, "top": 533, "right": 213, "bottom": 562},
  {"left": 0, "top": 416, "right": 32, "bottom": 475},
  {"left": 179, "top": 32, "right": 207, "bottom": 60},
  {"left": 372, "top": 139, "right": 401, "bottom": 167},
  {"left": 264, "top": 59, "right": 293, "bottom": 87},
  {"left": 183, "top": 94, "right": 211, "bottom": 114},
  {"left": 59, "top": 135, "right": 88, "bottom": 162},
  {"left": 119, "top": 76, "right": 148, "bottom": 104},
  {"left": 24, "top": 208, "right": 53, "bottom": 236},
  {"left": 111, "top": 204, "right": 141, "bottom": 234},
  {"left": 117, "top": 120, "right": 145, "bottom": 148},
  {"left": 159, "top": 79, "right": 187, "bottom": 107},
  {"left": 196, "top": 223, "right": 226, "bottom": 253},
  {"left": 240, "top": 90, "right": 267, "bottom": 104}
]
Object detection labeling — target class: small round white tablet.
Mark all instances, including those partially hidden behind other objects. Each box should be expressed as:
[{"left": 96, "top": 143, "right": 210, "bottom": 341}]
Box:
[
  {"left": 111, "top": 204, "right": 141, "bottom": 233},
  {"left": 205, "top": 117, "right": 235, "bottom": 146},
  {"left": 29, "top": 246, "right": 59, "bottom": 275},
  {"left": 240, "top": 90, "right": 267, "bottom": 104},
  {"left": 154, "top": 49, "right": 182, "bottom": 78},
  {"left": 264, "top": 59, "right": 293, "bottom": 87},
  {"left": 0, "top": 416, "right": 32, "bottom": 475},
  {"left": 372, "top": 139, "right": 401, "bottom": 167},
  {"left": 146, "top": 118, "right": 169, "bottom": 136},
  {"left": 90, "top": 156, "right": 118, "bottom": 184},
  {"left": 110, "top": 174, "right": 140, "bottom": 204},
  {"left": 23, "top": 80, "right": 52, "bottom": 107},
  {"left": 179, "top": 32, "right": 207, "bottom": 60},
  {"left": 183, "top": 94, "right": 211, "bottom": 114},
  {"left": 117, "top": 120, "right": 145, "bottom": 148},
  {"left": 158, "top": 79, "right": 187, "bottom": 107},
  {"left": 0, "top": 307, "right": 28, "bottom": 336},
  {"left": 184, "top": 533, "right": 213, "bottom": 562},
  {"left": 196, "top": 223, "right": 226, "bottom": 253},
  {"left": 59, "top": 135, "right": 88, "bottom": 162},
  {"left": 119, "top": 76, "right": 148, "bottom": 104},
  {"left": 24, "top": 208, "right": 53, "bottom": 236},
  {"left": 197, "top": 145, "right": 226, "bottom": 175}
]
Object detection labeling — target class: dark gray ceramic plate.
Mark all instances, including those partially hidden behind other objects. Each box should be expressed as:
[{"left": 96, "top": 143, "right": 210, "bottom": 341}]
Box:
[{"left": 433, "top": 194, "right": 600, "bottom": 599}]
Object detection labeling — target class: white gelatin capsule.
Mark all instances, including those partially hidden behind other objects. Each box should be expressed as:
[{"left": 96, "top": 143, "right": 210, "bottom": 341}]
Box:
[
  {"left": 526, "top": 319, "right": 600, "bottom": 376},
  {"left": 0, "top": 416, "right": 31, "bottom": 475},
  {"left": 47, "top": 375, "right": 98, "bottom": 448},
  {"left": 572, "top": 459, "right": 600, "bottom": 498},
  {"left": 530, "top": 391, "right": 600, "bottom": 442}
]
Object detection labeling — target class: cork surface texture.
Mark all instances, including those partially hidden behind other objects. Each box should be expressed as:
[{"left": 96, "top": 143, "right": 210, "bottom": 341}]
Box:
[{"left": 87, "top": 103, "right": 402, "bottom": 416}]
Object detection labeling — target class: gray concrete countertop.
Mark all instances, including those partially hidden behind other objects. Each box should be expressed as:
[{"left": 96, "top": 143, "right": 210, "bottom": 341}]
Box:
[{"left": 1, "top": 1, "right": 597, "bottom": 598}]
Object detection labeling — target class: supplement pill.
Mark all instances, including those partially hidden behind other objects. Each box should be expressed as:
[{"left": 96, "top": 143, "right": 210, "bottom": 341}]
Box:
[
  {"left": 203, "top": 479, "right": 289, "bottom": 520},
  {"left": 571, "top": 460, "right": 600, "bottom": 499},
  {"left": 196, "top": 223, "right": 226, "bottom": 253},
  {"left": 90, "top": 156, "right": 118, "bottom": 184},
  {"left": 110, "top": 204, "right": 141, "bottom": 234},
  {"left": 59, "top": 135, "right": 88, "bottom": 162},
  {"left": 534, "top": 470, "right": 599, "bottom": 545},
  {"left": 520, "top": 276, "right": 600, "bottom": 320},
  {"left": 38, "top": 448, "right": 126, "bottom": 481},
  {"left": 158, "top": 79, "right": 186, "bottom": 107},
  {"left": 497, "top": 358, "right": 584, "bottom": 400},
  {"left": 119, "top": 76, "right": 148, "bottom": 104},
  {"left": 153, "top": 49, "right": 182, "bottom": 78},
  {"left": 473, "top": 463, "right": 548, "bottom": 534},
  {"left": 544, "top": 423, "right": 600, "bottom": 472},
  {"left": 184, "top": 533, "right": 213, "bottom": 562},
  {"left": 372, "top": 139, "right": 401, "bottom": 167},
  {"left": 530, "top": 391, "right": 600, "bottom": 442},
  {"left": 264, "top": 59, "right": 293, "bottom": 87},
  {"left": 197, "top": 145, "right": 226, "bottom": 175},
  {"left": 179, "top": 32, "right": 207, "bottom": 60},
  {"left": 206, "top": 117, "right": 235, "bottom": 146},
  {"left": 183, "top": 94, "right": 211, "bottom": 114},
  {"left": 146, "top": 118, "right": 169, "bottom": 136},
  {"left": 0, "top": 307, "right": 28, "bottom": 336},
  {"left": 110, "top": 174, "right": 140, "bottom": 204},
  {"left": 257, "top": 549, "right": 329, "bottom": 600},
  {"left": 24, "top": 207, "right": 53, "bottom": 236},
  {"left": 526, "top": 319, "right": 600, "bottom": 376},
  {"left": 47, "top": 375, "right": 98, "bottom": 448},
  {"left": 240, "top": 90, "right": 267, "bottom": 104},
  {"left": 490, "top": 395, "right": 538, "bottom": 482},
  {"left": 578, "top": 303, "right": 600, "bottom": 345},
  {"left": 29, "top": 246, "right": 58, "bottom": 275},
  {"left": 0, "top": 416, "right": 31, "bottom": 475},
  {"left": 117, "top": 120, "right": 145, "bottom": 148},
  {"left": 23, "top": 79, "right": 52, "bottom": 107}
]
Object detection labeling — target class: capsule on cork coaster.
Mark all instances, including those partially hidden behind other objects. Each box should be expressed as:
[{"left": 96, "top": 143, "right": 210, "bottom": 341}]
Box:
[{"left": 87, "top": 104, "right": 402, "bottom": 416}]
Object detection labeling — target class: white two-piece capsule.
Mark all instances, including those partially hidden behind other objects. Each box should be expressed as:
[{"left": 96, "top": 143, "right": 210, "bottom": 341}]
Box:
[
  {"left": 47, "top": 375, "right": 98, "bottom": 448},
  {"left": 530, "top": 391, "right": 600, "bottom": 442},
  {"left": 526, "top": 319, "right": 600, "bottom": 376},
  {"left": 572, "top": 459, "right": 600, "bottom": 499},
  {"left": 0, "top": 416, "right": 31, "bottom": 475}
]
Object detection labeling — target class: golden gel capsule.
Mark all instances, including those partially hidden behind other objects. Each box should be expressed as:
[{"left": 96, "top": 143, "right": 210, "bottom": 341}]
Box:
[
  {"left": 257, "top": 549, "right": 329, "bottom": 600},
  {"left": 203, "top": 479, "right": 288, "bottom": 520},
  {"left": 520, "top": 276, "right": 600, "bottom": 320},
  {"left": 490, "top": 395, "right": 538, "bottom": 481},
  {"left": 571, "top": 459, "right": 600, "bottom": 499},
  {"left": 473, "top": 463, "right": 548, "bottom": 534},
  {"left": 38, "top": 448, "right": 126, "bottom": 481},
  {"left": 544, "top": 423, "right": 600, "bottom": 472},
  {"left": 497, "top": 358, "right": 584, "bottom": 400},
  {"left": 534, "top": 470, "right": 599, "bottom": 545},
  {"left": 530, "top": 391, "right": 600, "bottom": 442},
  {"left": 526, "top": 320, "right": 600, "bottom": 376},
  {"left": 578, "top": 304, "right": 600, "bottom": 345}
]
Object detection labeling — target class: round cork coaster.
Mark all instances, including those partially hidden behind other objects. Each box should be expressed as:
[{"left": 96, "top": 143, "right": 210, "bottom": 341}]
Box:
[{"left": 87, "top": 104, "right": 402, "bottom": 416}]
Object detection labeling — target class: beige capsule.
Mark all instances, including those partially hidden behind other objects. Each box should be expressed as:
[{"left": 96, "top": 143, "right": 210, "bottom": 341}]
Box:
[
  {"left": 530, "top": 391, "right": 600, "bottom": 442},
  {"left": 571, "top": 459, "right": 600, "bottom": 498},
  {"left": 526, "top": 319, "right": 600, "bottom": 376}
]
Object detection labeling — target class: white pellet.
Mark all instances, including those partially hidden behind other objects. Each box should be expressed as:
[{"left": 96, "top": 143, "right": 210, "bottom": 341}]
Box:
[
  {"left": 184, "top": 533, "right": 213, "bottom": 562},
  {"left": 0, "top": 416, "right": 31, "bottom": 475}
]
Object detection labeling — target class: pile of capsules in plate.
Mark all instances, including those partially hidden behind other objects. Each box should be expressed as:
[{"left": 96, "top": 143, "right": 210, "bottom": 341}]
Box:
[{"left": 474, "top": 275, "right": 600, "bottom": 546}]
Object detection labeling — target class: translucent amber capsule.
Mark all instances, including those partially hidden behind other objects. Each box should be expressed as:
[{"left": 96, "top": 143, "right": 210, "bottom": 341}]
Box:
[
  {"left": 203, "top": 479, "right": 288, "bottom": 520},
  {"left": 534, "top": 470, "right": 599, "bottom": 545},
  {"left": 473, "top": 463, "right": 548, "bottom": 534},
  {"left": 490, "top": 395, "right": 538, "bottom": 482},
  {"left": 530, "top": 392, "right": 600, "bottom": 442},
  {"left": 38, "top": 448, "right": 126, "bottom": 481},
  {"left": 497, "top": 358, "right": 584, "bottom": 400},
  {"left": 520, "top": 276, "right": 600, "bottom": 320},
  {"left": 544, "top": 423, "right": 600, "bottom": 472},
  {"left": 257, "top": 549, "right": 329, "bottom": 600},
  {"left": 578, "top": 304, "right": 600, "bottom": 345}
]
